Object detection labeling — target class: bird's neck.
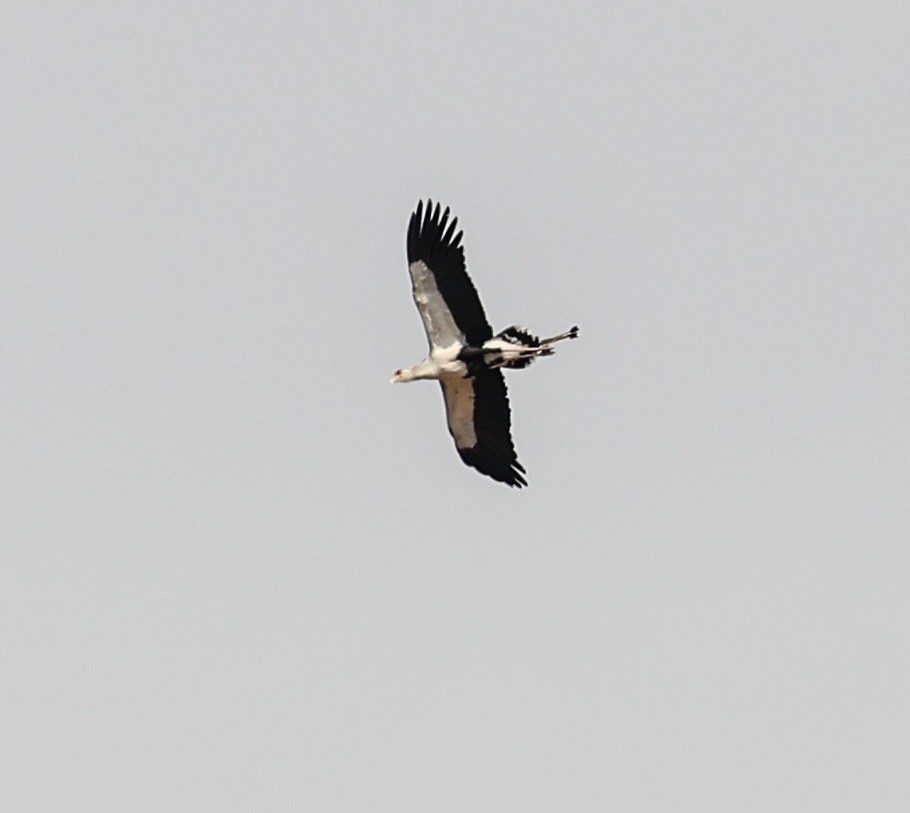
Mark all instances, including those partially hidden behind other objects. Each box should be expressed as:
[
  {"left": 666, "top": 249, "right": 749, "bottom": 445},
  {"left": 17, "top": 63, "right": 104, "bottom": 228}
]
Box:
[{"left": 403, "top": 358, "right": 440, "bottom": 381}]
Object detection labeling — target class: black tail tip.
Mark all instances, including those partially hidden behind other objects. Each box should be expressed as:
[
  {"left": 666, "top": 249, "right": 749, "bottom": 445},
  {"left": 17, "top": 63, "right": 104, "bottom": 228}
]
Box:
[{"left": 569, "top": 325, "right": 579, "bottom": 339}]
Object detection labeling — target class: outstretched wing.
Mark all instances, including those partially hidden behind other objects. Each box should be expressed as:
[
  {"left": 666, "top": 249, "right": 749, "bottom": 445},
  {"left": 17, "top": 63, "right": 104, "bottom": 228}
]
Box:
[
  {"left": 439, "top": 371, "right": 527, "bottom": 488},
  {"left": 407, "top": 200, "right": 493, "bottom": 348}
]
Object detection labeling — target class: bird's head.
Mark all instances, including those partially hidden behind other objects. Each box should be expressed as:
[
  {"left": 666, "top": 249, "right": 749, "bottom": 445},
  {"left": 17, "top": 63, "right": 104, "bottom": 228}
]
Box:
[{"left": 392, "top": 366, "right": 423, "bottom": 383}]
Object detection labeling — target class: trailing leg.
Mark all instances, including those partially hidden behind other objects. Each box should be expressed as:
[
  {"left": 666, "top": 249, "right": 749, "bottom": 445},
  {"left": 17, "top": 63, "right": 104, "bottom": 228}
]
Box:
[{"left": 539, "top": 325, "right": 579, "bottom": 345}]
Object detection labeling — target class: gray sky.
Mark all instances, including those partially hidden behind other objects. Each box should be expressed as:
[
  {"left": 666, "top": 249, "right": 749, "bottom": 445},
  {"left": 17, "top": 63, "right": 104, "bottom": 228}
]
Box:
[{"left": 2, "top": 2, "right": 908, "bottom": 810}]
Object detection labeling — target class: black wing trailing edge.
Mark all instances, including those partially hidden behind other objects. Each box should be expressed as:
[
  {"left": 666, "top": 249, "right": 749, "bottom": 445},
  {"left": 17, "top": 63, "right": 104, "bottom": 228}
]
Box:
[
  {"left": 457, "top": 371, "right": 527, "bottom": 488},
  {"left": 407, "top": 200, "right": 493, "bottom": 346}
]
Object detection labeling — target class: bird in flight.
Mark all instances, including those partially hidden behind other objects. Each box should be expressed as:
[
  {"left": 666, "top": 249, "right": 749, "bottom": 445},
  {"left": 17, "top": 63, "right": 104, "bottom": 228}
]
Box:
[{"left": 392, "top": 200, "right": 578, "bottom": 487}]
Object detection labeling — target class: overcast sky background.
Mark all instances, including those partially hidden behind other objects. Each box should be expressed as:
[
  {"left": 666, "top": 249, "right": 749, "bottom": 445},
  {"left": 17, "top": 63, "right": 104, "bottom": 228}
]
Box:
[{"left": 2, "top": 2, "right": 909, "bottom": 810}]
